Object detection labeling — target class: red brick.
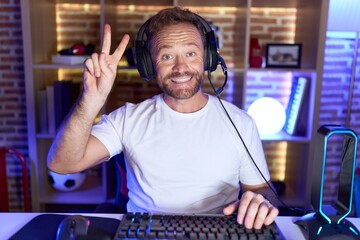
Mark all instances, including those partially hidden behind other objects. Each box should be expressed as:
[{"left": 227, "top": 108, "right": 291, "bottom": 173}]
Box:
[
  {"left": 1, "top": 56, "right": 23, "bottom": 62},
  {"left": 0, "top": 112, "right": 15, "bottom": 118},
  {"left": 58, "top": 14, "right": 99, "bottom": 21},
  {"left": 268, "top": 11, "right": 296, "bottom": 17},
  {"left": 250, "top": 25, "right": 265, "bottom": 32},
  {"left": 0, "top": 131, "right": 19, "bottom": 137},
  {"left": 268, "top": 26, "right": 296, "bottom": 32},
  {"left": 58, "top": 22, "right": 88, "bottom": 28},
  {"left": 0, "top": 38, "right": 21, "bottom": 45},
  {"left": 0, "top": 65, "right": 11, "bottom": 70},
  {"left": 116, "top": 14, "right": 145, "bottom": 21},
  {"left": 0, "top": 15, "right": 10, "bottom": 20},
  {"left": 0, "top": 6, "right": 20, "bottom": 12},
  {"left": 282, "top": 19, "right": 296, "bottom": 25},
  {"left": 273, "top": 36, "right": 295, "bottom": 42},
  {"left": 251, "top": 9, "right": 266, "bottom": 16},
  {"left": 251, "top": 18, "right": 277, "bottom": 24}
]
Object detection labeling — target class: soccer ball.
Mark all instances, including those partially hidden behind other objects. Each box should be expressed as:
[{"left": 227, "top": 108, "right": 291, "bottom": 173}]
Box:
[{"left": 48, "top": 171, "right": 87, "bottom": 192}]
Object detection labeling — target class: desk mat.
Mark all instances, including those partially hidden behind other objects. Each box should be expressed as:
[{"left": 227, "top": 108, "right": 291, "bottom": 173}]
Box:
[{"left": 9, "top": 213, "right": 120, "bottom": 240}]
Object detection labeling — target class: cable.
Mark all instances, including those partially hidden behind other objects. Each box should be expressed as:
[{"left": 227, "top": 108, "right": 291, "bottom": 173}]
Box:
[{"left": 207, "top": 60, "right": 307, "bottom": 215}]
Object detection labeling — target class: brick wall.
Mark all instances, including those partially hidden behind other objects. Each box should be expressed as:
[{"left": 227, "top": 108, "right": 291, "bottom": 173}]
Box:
[
  {"left": 0, "top": 0, "right": 29, "bottom": 211},
  {"left": 250, "top": 8, "right": 297, "bottom": 57}
]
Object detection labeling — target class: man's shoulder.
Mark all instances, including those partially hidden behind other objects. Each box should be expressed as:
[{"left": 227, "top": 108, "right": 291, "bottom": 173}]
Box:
[
  {"left": 119, "top": 94, "right": 162, "bottom": 117},
  {"left": 209, "top": 95, "right": 251, "bottom": 119},
  {"left": 124, "top": 94, "right": 161, "bottom": 108}
]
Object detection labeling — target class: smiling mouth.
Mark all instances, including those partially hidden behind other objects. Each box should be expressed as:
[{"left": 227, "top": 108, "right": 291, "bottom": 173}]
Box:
[{"left": 170, "top": 76, "right": 192, "bottom": 83}]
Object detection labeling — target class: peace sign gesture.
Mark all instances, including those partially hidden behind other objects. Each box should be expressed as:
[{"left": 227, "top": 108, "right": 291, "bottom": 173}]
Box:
[{"left": 83, "top": 24, "right": 130, "bottom": 104}]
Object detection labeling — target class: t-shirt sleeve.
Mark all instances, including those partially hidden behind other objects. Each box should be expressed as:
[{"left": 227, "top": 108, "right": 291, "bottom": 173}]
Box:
[
  {"left": 91, "top": 107, "right": 124, "bottom": 159},
  {"left": 238, "top": 114, "right": 271, "bottom": 185}
]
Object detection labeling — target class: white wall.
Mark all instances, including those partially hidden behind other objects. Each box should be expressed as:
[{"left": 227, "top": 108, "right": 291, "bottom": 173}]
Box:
[{"left": 328, "top": 0, "right": 360, "bottom": 31}]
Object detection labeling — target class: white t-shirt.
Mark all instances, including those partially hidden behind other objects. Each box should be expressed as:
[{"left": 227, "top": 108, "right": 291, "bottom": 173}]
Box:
[{"left": 91, "top": 94, "right": 270, "bottom": 214}]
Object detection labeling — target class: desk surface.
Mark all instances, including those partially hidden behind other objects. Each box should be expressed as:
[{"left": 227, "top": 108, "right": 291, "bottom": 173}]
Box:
[{"left": 0, "top": 212, "right": 359, "bottom": 240}]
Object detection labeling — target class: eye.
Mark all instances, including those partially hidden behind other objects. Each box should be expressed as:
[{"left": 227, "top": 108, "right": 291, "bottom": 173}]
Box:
[
  {"left": 187, "top": 52, "right": 196, "bottom": 57},
  {"left": 162, "top": 55, "right": 173, "bottom": 61}
]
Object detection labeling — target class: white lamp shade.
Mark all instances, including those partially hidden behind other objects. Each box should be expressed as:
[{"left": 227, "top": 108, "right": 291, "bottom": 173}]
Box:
[{"left": 247, "top": 97, "right": 286, "bottom": 135}]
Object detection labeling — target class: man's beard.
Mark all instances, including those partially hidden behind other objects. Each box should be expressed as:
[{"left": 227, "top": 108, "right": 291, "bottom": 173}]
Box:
[{"left": 158, "top": 71, "right": 203, "bottom": 99}]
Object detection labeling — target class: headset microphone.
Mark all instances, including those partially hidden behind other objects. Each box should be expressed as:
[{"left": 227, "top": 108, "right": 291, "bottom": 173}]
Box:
[{"left": 213, "top": 56, "right": 228, "bottom": 96}]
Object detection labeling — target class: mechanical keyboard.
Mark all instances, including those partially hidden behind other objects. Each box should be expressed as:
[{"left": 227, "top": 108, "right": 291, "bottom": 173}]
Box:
[{"left": 114, "top": 212, "right": 285, "bottom": 239}]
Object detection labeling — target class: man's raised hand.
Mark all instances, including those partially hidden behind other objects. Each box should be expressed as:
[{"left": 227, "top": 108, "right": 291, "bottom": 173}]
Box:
[{"left": 83, "top": 24, "right": 130, "bottom": 100}]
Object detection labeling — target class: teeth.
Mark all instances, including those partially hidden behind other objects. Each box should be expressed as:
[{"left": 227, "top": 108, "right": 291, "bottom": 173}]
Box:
[{"left": 171, "top": 77, "right": 191, "bottom": 83}]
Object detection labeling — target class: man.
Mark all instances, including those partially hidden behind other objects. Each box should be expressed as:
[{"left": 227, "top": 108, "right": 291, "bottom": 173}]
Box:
[{"left": 47, "top": 7, "right": 279, "bottom": 229}]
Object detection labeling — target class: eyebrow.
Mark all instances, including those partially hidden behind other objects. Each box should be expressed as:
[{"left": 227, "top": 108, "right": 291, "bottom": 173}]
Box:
[{"left": 157, "top": 42, "right": 201, "bottom": 52}]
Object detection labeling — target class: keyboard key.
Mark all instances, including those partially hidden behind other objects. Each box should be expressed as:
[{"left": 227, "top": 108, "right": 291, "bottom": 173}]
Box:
[
  {"left": 207, "top": 233, "right": 216, "bottom": 240},
  {"left": 148, "top": 231, "right": 156, "bottom": 238}
]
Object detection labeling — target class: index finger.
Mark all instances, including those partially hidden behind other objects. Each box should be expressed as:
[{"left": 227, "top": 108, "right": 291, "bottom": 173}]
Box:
[
  {"left": 237, "top": 197, "right": 251, "bottom": 224},
  {"left": 101, "top": 24, "right": 111, "bottom": 54},
  {"left": 112, "top": 34, "right": 130, "bottom": 62}
]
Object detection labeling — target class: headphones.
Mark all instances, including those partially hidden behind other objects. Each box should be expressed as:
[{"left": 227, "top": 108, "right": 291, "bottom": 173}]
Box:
[{"left": 134, "top": 13, "right": 220, "bottom": 81}]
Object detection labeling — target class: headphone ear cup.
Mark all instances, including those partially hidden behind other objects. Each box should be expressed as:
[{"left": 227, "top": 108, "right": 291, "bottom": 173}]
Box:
[
  {"left": 203, "top": 37, "right": 210, "bottom": 71},
  {"left": 204, "top": 31, "right": 219, "bottom": 72},
  {"left": 134, "top": 40, "right": 155, "bottom": 81}
]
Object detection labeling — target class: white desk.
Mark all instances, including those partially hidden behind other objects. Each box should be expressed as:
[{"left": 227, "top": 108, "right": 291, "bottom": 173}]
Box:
[{"left": 0, "top": 212, "right": 359, "bottom": 240}]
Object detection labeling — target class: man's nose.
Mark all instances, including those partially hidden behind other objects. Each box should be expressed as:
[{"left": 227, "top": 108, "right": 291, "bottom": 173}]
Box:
[{"left": 172, "top": 56, "right": 189, "bottom": 72}]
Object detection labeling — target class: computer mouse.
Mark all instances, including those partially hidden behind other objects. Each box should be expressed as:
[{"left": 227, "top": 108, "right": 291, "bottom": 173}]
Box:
[{"left": 56, "top": 215, "right": 90, "bottom": 240}]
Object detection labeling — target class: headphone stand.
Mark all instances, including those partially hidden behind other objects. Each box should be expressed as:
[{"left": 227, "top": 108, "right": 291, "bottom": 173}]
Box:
[
  {"left": 296, "top": 212, "right": 359, "bottom": 239},
  {"left": 295, "top": 125, "right": 360, "bottom": 239}
]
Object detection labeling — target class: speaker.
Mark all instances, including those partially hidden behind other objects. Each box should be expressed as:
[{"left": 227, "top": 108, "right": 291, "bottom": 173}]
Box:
[{"left": 134, "top": 14, "right": 219, "bottom": 81}]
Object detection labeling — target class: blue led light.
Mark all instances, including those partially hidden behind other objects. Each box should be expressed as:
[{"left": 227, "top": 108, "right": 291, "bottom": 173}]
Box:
[
  {"left": 318, "top": 138, "right": 331, "bottom": 224},
  {"left": 319, "top": 129, "right": 358, "bottom": 224},
  {"left": 349, "top": 226, "right": 359, "bottom": 235},
  {"left": 317, "top": 226, "right": 323, "bottom": 235}
]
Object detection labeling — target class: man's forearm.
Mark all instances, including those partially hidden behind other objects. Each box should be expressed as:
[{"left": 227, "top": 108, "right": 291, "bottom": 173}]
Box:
[{"left": 47, "top": 94, "right": 104, "bottom": 174}]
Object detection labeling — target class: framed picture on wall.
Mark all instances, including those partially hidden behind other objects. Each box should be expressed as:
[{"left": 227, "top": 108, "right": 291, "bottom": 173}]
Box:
[{"left": 265, "top": 43, "right": 302, "bottom": 68}]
